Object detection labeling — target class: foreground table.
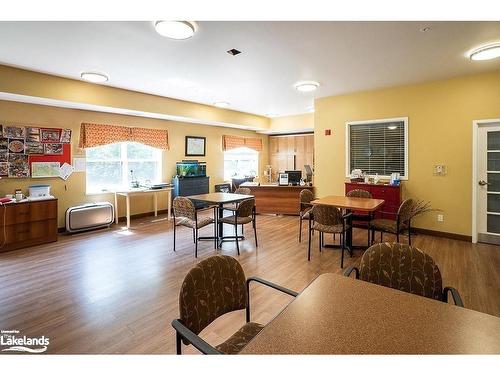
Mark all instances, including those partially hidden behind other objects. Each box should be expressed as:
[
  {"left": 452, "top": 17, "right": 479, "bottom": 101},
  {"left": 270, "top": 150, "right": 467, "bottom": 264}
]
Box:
[
  {"left": 241, "top": 274, "right": 500, "bottom": 354},
  {"left": 114, "top": 188, "right": 173, "bottom": 228},
  {"left": 311, "top": 195, "right": 384, "bottom": 251},
  {"left": 188, "top": 192, "right": 253, "bottom": 248}
]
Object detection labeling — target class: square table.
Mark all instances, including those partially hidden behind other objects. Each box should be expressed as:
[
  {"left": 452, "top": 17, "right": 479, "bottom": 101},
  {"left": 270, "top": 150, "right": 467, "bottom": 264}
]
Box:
[
  {"left": 310, "top": 195, "right": 384, "bottom": 252},
  {"left": 187, "top": 192, "right": 254, "bottom": 248},
  {"left": 241, "top": 273, "right": 500, "bottom": 354}
]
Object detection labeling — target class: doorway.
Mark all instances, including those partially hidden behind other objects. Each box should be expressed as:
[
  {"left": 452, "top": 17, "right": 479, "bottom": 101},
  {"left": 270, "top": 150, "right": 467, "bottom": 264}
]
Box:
[{"left": 473, "top": 119, "right": 500, "bottom": 244}]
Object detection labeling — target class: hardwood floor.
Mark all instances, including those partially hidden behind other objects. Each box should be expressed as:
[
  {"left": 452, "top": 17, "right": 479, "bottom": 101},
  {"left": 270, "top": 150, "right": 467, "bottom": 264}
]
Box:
[{"left": 1, "top": 213, "right": 499, "bottom": 354}]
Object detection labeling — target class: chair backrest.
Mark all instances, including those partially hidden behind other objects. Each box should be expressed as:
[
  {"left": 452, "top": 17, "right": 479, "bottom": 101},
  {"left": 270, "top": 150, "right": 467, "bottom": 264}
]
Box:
[
  {"left": 397, "top": 198, "right": 414, "bottom": 224},
  {"left": 236, "top": 198, "right": 255, "bottom": 218},
  {"left": 359, "top": 243, "right": 443, "bottom": 301},
  {"left": 299, "top": 189, "right": 314, "bottom": 204},
  {"left": 346, "top": 189, "right": 372, "bottom": 198},
  {"left": 234, "top": 187, "right": 251, "bottom": 195},
  {"left": 312, "top": 204, "right": 342, "bottom": 226},
  {"left": 173, "top": 196, "right": 196, "bottom": 221},
  {"left": 179, "top": 255, "right": 248, "bottom": 338}
]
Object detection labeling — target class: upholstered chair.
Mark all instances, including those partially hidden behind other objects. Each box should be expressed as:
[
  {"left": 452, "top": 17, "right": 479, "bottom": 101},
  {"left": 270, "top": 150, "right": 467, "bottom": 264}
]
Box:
[
  {"left": 234, "top": 187, "right": 251, "bottom": 195},
  {"left": 171, "top": 255, "right": 298, "bottom": 354},
  {"left": 219, "top": 198, "right": 257, "bottom": 255},
  {"left": 298, "top": 189, "right": 314, "bottom": 242},
  {"left": 370, "top": 198, "right": 414, "bottom": 245},
  {"left": 172, "top": 196, "right": 216, "bottom": 258},
  {"left": 308, "top": 204, "right": 352, "bottom": 268},
  {"left": 346, "top": 188, "right": 373, "bottom": 246},
  {"left": 344, "top": 243, "right": 463, "bottom": 307}
]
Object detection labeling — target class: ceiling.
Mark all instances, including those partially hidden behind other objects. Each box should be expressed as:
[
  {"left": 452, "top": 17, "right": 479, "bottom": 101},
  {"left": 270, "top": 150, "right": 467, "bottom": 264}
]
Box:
[{"left": 0, "top": 21, "right": 499, "bottom": 117}]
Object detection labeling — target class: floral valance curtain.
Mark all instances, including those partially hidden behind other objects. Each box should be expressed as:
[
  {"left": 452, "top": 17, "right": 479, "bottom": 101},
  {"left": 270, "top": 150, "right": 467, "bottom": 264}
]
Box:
[
  {"left": 79, "top": 123, "right": 169, "bottom": 150},
  {"left": 223, "top": 135, "right": 262, "bottom": 152}
]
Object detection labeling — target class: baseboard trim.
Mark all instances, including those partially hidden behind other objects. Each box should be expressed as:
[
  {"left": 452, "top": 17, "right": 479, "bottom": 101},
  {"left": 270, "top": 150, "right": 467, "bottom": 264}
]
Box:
[{"left": 413, "top": 227, "right": 471, "bottom": 242}]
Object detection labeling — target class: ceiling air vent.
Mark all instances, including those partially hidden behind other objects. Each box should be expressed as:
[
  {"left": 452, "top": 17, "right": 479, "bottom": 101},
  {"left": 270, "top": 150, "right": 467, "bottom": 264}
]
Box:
[{"left": 227, "top": 48, "right": 242, "bottom": 56}]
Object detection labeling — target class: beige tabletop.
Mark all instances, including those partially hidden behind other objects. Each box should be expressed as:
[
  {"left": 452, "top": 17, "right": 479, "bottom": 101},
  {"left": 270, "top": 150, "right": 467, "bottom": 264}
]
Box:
[
  {"left": 241, "top": 274, "right": 500, "bottom": 354},
  {"left": 187, "top": 192, "right": 254, "bottom": 204},
  {"left": 311, "top": 195, "right": 384, "bottom": 212}
]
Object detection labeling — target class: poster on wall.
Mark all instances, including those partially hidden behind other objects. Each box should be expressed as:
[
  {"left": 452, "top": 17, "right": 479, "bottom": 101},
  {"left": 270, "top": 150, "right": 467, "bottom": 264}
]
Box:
[
  {"left": 26, "top": 127, "right": 41, "bottom": 142},
  {"left": 44, "top": 143, "right": 63, "bottom": 155},
  {"left": 8, "top": 139, "right": 25, "bottom": 154},
  {"left": 26, "top": 142, "right": 44, "bottom": 154},
  {"left": 0, "top": 162, "right": 7, "bottom": 176},
  {"left": 60, "top": 129, "right": 72, "bottom": 143},
  {"left": 41, "top": 128, "right": 61, "bottom": 143},
  {"left": 31, "top": 161, "right": 61, "bottom": 178},
  {"left": 5, "top": 125, "right": 26, "bottom": 139},
  {"left": 8, "top": 154, "right": 29, "bottom": 178},
  {"left": 0, "top": 124, "right": 3, "bottom": 137}
]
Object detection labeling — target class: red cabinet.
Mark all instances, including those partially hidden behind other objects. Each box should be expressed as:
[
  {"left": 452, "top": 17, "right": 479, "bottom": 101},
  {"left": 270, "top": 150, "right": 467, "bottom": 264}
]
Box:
[{"left": 345, "top": 182, "right": 401, "bottom": 220}]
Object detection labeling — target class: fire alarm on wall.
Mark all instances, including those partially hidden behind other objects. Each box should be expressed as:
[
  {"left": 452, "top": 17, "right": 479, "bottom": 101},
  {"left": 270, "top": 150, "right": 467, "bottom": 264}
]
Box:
[{"left": 325, "top": 129, "right": 332, "bottom": 136}]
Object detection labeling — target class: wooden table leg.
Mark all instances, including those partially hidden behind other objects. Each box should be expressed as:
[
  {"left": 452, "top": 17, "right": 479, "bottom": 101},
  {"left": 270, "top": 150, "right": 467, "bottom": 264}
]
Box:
[
  {"left": 167, "top": 190, "right": 171, "bottom": 220},
  {"left": 114, "top": 193, "right": 119, "bottom": 224},
  {"left": 154, "top": 193, "right": 158, "bottom": 217},
  {"left": 126, "top": 195, "right": 131, "bottom": 229}
]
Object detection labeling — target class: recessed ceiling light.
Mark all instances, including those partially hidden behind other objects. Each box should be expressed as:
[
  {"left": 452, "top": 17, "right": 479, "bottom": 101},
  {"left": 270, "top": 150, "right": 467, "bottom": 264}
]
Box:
[
  {"left": 294, "top": 81, "right": 320, "bottom": 92},
  {"left": 469, "top": 43, "right": 500, "bottom": 61},
  {"left": 213, "top": 101, "right": 230, "bottom": 108},
  {"left": 80, "top": 72, "right": 108, "bottom": 83},
  {"left": 419, "top": 27, "right": 431, "bottom": 33},
  {"left": 154, "top": 21, "right": 195, "bottom": 40},
  {"left": 306, "top": 106, "right": 315, "bottom": 113},
  {"left": 387, "top": 125, "right": 398, "bottom": 130}
]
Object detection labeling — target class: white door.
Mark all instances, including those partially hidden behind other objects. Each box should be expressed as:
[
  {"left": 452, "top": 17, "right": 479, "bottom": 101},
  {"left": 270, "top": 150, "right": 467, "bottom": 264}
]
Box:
[{"left": 477, "top": 123, "right": 500, "bottom": 244}]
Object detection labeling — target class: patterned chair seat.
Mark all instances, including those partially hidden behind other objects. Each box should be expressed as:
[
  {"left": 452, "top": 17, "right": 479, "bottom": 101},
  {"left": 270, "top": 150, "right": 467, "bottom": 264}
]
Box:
[
  {"left": 370, "top": 218, "right": 407, "bottom": 234},
  {"left": 219, "top": 215, "right": 253, "bottom": 225},
  {"left": 312, "top": 222, "right": 350, "bottom": 234},
  {"left": 215, "top": 322, "right": 264, "bottom": 354},
  {"left": 176, "top": 216, "right": 214, "bottom": 229}
]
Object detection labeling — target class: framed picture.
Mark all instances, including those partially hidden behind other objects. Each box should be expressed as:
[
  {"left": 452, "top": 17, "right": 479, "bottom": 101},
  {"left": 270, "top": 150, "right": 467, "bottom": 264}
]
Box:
[
  {"left": 31, "top": 161, "right": 61, "bottom": 178},
  {"left": 41, "top": 128, "right": 61, "bottom": 143},
  {"left": 8, "top": 154, "right": 29, "bottom": 178},
  {"left": 26, "top": 142, "right": 44, "bottom": 154},
  {"left": 185, "top": 136, "right": 206, "bottom": 156},
  {"left": 8, "top": 139, "right": 25, "bottom": 154},
  {"left": 44, "top": 143, "right": 64, "bottom": 155},
  {"left": 5, "top": 125, "right": 26, "bottom": 139},
  {"left": 26, "top": 127, "right": 41, "bottom": 142},
  {"left": 60, "top": 129, "right": 72, "bottom": 143}
]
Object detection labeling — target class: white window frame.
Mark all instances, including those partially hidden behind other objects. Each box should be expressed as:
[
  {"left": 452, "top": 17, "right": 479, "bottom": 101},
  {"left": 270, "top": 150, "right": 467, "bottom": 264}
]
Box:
[
  {"left": 223, "top": 147, "right": 259, "bottom": 182},
  {"left": 345, "top": 116, "right": 409, "bottom": 180},
  {"left": 85, "top": 142, "right": 162, "bottom": 194}
]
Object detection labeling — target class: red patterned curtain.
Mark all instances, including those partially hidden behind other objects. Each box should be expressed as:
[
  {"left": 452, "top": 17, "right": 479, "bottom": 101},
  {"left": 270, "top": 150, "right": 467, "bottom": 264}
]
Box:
[{"left": 79, "top": 123, "right": 169, "bottom": 150}]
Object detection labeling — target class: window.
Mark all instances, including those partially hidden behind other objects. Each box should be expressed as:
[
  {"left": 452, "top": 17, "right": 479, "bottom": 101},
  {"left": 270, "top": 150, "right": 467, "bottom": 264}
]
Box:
[
  {"left": 224, "top": 147, "right": 259, "bottom": 181},
  {"left": 86, "top": 142, "right": 162, "bottom": 193},
  {"left": 346, "top": 117, "right": 408, "bottom": 179}
]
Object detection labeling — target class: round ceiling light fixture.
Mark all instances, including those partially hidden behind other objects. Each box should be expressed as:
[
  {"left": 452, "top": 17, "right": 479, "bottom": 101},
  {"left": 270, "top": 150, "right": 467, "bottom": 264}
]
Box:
[
  {"left": 469, "top": 43, "right": 500, "bottom": 61},
  {"left": 154, "top": 21, "right": 195, "bottom": 40},
  {"left": 213, "top": 101, "right": 230, "bottom": 108},
  {"left": 294, "top": 81, "right": 320, "bottom": 92},
  {"left": 80, "top": 72, "right": 108, "bottom": 83}
]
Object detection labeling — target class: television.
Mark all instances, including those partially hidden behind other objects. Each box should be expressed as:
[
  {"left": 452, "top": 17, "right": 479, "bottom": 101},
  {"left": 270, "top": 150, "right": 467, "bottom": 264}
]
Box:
[
  {"left": 285, "top": 170, "right": 302, "bottom": 186},
  {"left": 176, "top": 161, "right": 206, "bottom": 178}
]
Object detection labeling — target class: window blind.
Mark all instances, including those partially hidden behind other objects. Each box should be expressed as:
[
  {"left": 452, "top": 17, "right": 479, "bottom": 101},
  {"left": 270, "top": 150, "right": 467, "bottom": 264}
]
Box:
[{"left": 349, "top": 120, "right": 406, "bottom": 176}]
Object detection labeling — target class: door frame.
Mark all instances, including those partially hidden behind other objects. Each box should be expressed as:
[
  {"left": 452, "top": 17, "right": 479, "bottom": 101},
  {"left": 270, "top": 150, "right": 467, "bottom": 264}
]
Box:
[{"left": 472, "top": 118, "right": 500, "bottom": 243}]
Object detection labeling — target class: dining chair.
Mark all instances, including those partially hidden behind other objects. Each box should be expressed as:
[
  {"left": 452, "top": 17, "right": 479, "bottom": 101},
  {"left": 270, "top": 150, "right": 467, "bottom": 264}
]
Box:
[
  {"left": 308, "top": 204, "right": 351, "bottom": 268},
  {"left": 219, "top": 198, "right": 257, "bottom": 255},
  {"left": 344, "top": 242, "right": 463, "bottom": 307},
  {"left": 172, "top": 196, "right": 217, "bottom": 258},
  {"left": 346, "top": 188, "right": 373, "bottom": 246},
  {"left": 370, "top": 198, "right": 414, "bottom": 245},
  {"left": 172, "top": 255, "right": 298, "bottom": 354},
  {"left": 298, "top": 189, "right": 314, "bottom": 242}
]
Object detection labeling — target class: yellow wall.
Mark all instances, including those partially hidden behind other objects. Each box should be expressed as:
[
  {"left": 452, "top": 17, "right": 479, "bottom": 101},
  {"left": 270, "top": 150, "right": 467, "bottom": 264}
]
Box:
[
  {"left": 315, "top": 70, "right": 500, "bottom": 236},
  {"left": 269, "top": 113, "right": 314, "bottom": 133},
  {"left": 0, "top": 100, "right": 269, "bottom": 227},
  {"left": 0, "top": 65, "right": 270, "bottom": 131}
]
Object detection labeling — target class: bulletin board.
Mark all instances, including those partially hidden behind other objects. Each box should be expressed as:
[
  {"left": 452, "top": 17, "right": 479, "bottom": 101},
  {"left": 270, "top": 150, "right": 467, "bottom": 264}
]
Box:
[{"left": 0, "top": 123, "right": 72, "bottom": 178}]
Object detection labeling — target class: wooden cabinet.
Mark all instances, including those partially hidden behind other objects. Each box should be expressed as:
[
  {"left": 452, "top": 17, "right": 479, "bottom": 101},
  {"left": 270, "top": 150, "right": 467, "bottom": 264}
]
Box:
[
  {"left": 0, "top": 199, "right": 58, "bottom": 252},
  {"left": 345, "top": 182, "right": 401, "bottom": 220},
  {"left": 269, "top": 134, "right": 314, "bottom": 181}
]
